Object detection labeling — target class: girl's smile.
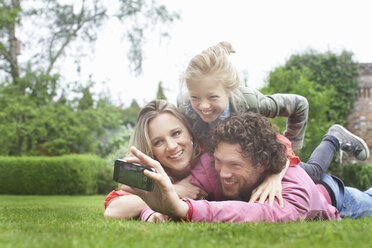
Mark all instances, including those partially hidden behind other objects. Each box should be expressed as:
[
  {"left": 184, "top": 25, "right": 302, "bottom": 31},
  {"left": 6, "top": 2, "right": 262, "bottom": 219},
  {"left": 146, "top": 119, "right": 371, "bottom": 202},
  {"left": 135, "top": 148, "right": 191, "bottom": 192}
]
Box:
[{"left": 187, "top": 76, "right": 229, "bottom": 123}]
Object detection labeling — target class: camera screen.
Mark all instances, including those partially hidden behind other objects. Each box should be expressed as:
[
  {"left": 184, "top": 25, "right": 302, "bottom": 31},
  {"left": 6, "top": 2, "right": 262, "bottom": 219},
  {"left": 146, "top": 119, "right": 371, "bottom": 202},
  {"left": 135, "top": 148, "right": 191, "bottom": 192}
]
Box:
[
  {"left": 117, "top": 163, "right": 150, "bottom": 188},
  {"left": 113, "top": 160, "right": 154, "bottom": 191}
]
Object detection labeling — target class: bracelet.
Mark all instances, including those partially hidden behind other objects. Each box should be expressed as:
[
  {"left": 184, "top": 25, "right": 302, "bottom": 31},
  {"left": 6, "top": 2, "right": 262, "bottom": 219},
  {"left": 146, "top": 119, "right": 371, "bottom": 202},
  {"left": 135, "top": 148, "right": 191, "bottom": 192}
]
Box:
[{"left": 174, "top": 197, "right": 193, "bottom": 222}]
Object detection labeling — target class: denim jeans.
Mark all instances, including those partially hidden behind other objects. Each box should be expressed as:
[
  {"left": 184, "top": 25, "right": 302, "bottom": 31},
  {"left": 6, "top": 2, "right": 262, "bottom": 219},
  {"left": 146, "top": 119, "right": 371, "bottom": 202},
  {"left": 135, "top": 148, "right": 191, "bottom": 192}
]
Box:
[
  {"left": 339, "top": 186, "right": 372, "bottom": 219},
  {"left": 320, "top": 170, "right": 372, "bottom": 219},
  {"left": 301, "top": 135, "right": 372, "bottom": 219}
]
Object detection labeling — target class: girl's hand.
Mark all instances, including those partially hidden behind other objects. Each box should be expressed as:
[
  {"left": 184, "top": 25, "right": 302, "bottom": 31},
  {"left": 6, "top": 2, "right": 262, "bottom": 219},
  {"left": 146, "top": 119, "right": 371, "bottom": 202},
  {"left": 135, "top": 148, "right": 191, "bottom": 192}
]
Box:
[
  {"left": 249, "top": 160, "right": 289, "bottom": 208},
  {"left": 174, "top": 175, "right": 208, "bottom": 200},
  {"left": 249, "top": 173, "right": 283, "bottom": 207}
]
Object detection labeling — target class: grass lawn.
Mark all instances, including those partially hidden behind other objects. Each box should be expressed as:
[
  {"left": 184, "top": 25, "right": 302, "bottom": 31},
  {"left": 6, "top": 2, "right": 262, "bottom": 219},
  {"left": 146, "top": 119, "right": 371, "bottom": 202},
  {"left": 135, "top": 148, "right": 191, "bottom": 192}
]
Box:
[{"left": 0, "top": 195, "right": 371, "bottom": 248}]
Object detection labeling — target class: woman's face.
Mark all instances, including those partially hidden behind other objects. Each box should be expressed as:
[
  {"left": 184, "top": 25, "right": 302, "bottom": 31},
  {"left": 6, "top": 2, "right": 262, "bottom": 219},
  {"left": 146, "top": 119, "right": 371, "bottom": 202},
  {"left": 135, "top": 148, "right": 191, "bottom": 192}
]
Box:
[{"left": 148, "top": 113, "right": 193, "bottom": 176}]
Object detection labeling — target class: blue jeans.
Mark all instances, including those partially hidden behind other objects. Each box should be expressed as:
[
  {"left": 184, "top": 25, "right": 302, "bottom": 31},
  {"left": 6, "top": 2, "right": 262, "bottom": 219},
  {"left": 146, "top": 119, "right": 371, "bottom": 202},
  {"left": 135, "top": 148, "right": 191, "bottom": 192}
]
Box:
[
  {"left": 320, "top": 173, "right": 372, "bottom": 218},
  {"left": 340, "top": 186, "right": 372, "bottom": 218},
  {"left": 301, "top": 135, "right": 372, "bottom": 219}
]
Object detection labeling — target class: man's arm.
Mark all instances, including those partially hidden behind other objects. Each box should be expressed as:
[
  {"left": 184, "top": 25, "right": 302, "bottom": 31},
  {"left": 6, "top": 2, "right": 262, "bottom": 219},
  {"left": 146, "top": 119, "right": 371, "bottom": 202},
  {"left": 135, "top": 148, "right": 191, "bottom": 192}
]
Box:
[
  {"left": 140, "top": 188, "right": 311, "bottom": 223},
  {"left": 188, "top": 196, "right": 309, "bottom": 223}
]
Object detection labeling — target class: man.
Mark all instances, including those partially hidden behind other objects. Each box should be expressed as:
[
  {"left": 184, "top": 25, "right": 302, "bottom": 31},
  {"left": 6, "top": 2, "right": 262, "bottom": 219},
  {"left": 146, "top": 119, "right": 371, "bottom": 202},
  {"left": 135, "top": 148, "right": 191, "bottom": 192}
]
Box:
[{"left": 122, "top": 112, "right": 372, "bottom": 222}]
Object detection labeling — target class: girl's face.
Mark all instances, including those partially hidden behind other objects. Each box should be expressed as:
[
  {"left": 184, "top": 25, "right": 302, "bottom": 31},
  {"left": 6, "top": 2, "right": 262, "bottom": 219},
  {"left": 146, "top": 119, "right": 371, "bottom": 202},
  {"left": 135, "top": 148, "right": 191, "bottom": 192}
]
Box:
[
  {"left": 187, "top": 76, "right": 230, "bottom": 123},
  {"left": 148, "top": 113, "right": 193, "bottom": 177}
]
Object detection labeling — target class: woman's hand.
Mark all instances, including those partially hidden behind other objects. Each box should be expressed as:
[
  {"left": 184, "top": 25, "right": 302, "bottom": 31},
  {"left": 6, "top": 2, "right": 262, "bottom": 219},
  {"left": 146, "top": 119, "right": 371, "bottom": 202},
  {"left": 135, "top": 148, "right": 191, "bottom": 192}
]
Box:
[
  {"left": 120, "top": 146, "right": 189, "bottom": 220},
  {"left": 147, "top": 212, "right": 170, "bottom": 223},
  {"left": 249, "top": 160, "right": 289, "bottom": 207},
  {"left": 174, "top": 175, "right": 208, "bottom": 200}
]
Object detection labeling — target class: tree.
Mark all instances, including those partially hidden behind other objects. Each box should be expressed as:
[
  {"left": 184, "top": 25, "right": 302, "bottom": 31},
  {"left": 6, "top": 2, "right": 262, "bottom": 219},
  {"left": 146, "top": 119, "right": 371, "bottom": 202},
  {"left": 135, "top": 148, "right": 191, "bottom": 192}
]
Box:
[
  {"left": 0, "top": 0, "right": 180, "bottom": 156},
  {"left": 0, "top": 69, "right": 59, "bottom": 155},
  {"left": 0, "top": 80, "right": 124, "bottom": 156},
  {"left": 78, "top": 87, "right": 94, "bottom": 110},
  {"left": 283, "top": 50, "right": 359, "bottom": 125},
  {"left": 0, "top": 0, "right": 180, "bottom": 85},
  {"left": 156, "top": 81, "right": 167, "bottom": 100},
  {"left": 261, "top": 66, "right": 336, "bottom": 160},
  {"left": 121, "top": 99, "right": 141, "bottom": 127},
  {"left": 261, "top": 49, "right": 359, "bottom": 161},
  {"left": 130, "top": 99, "right": 140, "bottom": 109}
]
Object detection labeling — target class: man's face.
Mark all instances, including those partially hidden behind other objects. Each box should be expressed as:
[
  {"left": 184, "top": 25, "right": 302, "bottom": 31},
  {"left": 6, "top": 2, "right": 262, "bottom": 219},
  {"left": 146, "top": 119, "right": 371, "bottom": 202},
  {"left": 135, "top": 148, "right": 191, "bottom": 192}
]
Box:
[{"left": 213, "top": 142, "right": 264, "bottom": 200}]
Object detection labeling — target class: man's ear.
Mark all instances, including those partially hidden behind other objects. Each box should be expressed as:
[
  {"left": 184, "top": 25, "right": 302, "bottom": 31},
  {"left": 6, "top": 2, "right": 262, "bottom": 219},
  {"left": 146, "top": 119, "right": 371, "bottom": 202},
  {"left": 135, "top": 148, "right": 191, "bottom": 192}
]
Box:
[{"left": 257, "top": 164, "right": 265, "bottom": 174}]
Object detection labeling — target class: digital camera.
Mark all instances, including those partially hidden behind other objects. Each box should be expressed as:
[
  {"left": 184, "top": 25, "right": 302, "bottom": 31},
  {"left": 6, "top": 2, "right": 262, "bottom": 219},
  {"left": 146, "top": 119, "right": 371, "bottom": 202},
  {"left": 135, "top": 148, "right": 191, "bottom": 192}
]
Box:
[{"left": 113, "top": 159, "right": 154, "bottom": 191}]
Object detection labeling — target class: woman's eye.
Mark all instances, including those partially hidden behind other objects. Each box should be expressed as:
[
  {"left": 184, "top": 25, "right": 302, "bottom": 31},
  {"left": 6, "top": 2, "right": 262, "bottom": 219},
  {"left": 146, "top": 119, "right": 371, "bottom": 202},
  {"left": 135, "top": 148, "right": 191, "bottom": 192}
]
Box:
[
  {"left": 153, "top": 140, "right": 163, "bottom": 147},
  {"left": 210, "top": 95, "right": 219, "bottom": 99},
  {"left": 172, "top": 131, "right": 181, "bottom": 137},
  {"left": 190, "top": 96, "right": 199, "bottom": 100}
]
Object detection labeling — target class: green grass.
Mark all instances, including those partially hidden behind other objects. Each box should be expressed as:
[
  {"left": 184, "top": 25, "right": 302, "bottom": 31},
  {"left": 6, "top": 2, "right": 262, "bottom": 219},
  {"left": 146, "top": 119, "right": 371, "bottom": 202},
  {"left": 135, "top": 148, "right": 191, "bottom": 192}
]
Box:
[{"left": 0, "top": 195, "right": 371, "bottom": 248}]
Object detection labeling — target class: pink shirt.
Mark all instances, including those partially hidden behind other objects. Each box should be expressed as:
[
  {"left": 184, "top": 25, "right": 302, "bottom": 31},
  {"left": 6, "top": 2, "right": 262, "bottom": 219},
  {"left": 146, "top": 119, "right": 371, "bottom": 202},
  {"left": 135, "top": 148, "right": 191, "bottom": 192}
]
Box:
[
  {"left": 189, "top": 153, "right": 340, "bottom": 222},
  {"left": 141, "top": 153, "right": 341, "bottom": 222}
]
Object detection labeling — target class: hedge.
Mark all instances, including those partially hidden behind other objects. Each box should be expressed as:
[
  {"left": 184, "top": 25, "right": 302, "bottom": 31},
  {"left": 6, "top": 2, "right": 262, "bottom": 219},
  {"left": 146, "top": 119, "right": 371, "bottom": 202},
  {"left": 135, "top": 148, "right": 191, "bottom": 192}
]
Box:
[
  {"left": 0, "top": 155, "right": 115, "bottom": 195},
  {"left": 338, "top": 163, "right": 372, "bottom": 191},
  {"left": 2, "top": 155, "right": 369, "bottom": 195}
]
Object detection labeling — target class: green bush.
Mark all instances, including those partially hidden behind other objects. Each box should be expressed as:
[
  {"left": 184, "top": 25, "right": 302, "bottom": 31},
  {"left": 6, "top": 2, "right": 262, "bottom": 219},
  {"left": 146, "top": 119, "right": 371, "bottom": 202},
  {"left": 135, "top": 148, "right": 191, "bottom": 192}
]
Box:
[
  {"left": 97, "top": 162, "right": 117, "bottom": 194},
  {"left": 335, "top": 163, "right": 372, "bottom": 191},
  {"left": 0, "top": 155, "right": 114, "bottom": 195}
]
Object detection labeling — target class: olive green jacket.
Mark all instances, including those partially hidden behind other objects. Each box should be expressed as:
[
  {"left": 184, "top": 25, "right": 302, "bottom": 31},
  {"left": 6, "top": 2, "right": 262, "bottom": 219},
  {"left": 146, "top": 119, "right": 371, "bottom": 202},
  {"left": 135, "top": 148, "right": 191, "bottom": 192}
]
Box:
[{"left": 177, "top": 87, "right": 308, "bottom": 150}]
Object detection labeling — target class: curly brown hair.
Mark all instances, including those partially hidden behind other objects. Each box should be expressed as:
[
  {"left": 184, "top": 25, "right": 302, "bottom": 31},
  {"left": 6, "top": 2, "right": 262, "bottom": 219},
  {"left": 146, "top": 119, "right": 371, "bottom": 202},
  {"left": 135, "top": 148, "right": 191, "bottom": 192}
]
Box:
[{"left": 206, "top": 112, "right": 287, "bottom": 175}]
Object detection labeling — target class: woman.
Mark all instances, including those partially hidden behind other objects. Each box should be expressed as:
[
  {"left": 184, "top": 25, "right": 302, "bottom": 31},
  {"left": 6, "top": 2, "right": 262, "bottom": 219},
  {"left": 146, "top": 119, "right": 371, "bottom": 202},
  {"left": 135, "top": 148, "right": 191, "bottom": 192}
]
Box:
[
  {"left": 104, "top": 100, "right": 207, "bottom": 219},
  {"left": 104, "top": 100, "right": 289, "bottom": 219}
]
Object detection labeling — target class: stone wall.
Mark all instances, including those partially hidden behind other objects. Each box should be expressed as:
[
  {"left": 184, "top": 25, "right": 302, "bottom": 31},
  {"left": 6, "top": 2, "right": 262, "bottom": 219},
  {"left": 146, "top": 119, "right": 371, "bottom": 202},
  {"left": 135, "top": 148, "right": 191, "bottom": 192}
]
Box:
[{"left": 347, "top": 63, "right": 372, "bottom": 163}]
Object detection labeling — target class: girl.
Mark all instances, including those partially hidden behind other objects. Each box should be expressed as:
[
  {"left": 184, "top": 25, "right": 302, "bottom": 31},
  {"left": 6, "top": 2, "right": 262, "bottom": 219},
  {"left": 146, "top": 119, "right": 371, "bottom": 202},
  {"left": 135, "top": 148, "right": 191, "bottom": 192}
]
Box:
[{"left": 177, "top": 41, "right": 308, "bottom": 151}]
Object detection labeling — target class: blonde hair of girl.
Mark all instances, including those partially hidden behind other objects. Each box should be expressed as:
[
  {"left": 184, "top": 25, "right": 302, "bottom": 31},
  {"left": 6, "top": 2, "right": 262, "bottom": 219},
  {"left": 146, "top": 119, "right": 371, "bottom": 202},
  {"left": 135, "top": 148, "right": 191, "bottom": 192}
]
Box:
[{"left": 181, "top": 41, "right": 241, "bottom": 93}]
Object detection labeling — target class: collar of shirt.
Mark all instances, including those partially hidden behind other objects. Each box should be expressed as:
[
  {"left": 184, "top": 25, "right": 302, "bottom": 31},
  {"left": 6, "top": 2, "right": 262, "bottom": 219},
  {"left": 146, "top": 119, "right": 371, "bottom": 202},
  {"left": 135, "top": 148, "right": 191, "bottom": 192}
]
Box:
[
  {"left": 218, "top": 100, "right": 231, "bottom": 120},
  {"left": 209, "top": 100, "right": 231, "bottom": 127}
]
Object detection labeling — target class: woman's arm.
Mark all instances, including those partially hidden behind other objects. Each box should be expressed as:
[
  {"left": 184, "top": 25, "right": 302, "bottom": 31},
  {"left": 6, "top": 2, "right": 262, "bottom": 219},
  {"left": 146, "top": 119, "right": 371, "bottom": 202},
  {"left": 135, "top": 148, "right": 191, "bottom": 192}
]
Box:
[
  {"left": 104, "top": 194, "right": 148, "bottom": 219},
  {"left": 104, "top": 157, "right": 206, "bottom": 220}
]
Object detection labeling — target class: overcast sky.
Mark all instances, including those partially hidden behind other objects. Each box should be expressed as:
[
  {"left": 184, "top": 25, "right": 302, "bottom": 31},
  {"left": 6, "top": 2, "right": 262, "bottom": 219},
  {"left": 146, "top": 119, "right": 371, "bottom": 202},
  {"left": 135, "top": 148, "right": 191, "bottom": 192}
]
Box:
[{"left": 64, "top": 0, "right": 372, "bottom": 107}]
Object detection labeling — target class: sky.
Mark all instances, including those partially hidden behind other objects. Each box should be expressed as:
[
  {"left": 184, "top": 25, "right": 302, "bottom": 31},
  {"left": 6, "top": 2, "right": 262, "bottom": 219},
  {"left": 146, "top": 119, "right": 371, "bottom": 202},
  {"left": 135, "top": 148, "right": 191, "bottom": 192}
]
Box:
[{"left": 65, "top": 0, "right": 372, "bottom": 107}]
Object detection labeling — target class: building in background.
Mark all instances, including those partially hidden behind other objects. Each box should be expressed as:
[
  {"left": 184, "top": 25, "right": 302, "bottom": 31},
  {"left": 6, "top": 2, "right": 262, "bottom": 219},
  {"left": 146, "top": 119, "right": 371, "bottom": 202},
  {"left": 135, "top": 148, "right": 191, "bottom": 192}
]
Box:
[{"left": 348, "top": 63, "right": 372, "bottom": 163}]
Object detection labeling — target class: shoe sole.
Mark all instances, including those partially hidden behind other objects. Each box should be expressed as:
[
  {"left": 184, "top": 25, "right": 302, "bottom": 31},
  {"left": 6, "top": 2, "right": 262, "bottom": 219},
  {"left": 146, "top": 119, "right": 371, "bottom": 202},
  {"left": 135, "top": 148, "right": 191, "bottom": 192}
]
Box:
[{"left": 332, "top": 124, "right": 370, "bottom": 161}]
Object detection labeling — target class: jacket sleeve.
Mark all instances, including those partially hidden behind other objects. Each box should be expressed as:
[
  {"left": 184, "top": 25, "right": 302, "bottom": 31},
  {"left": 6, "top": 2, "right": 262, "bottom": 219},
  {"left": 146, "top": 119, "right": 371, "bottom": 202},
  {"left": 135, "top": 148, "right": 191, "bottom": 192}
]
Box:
[{"left": 256, "top": 92, "right": 309, "bottom": 150}]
